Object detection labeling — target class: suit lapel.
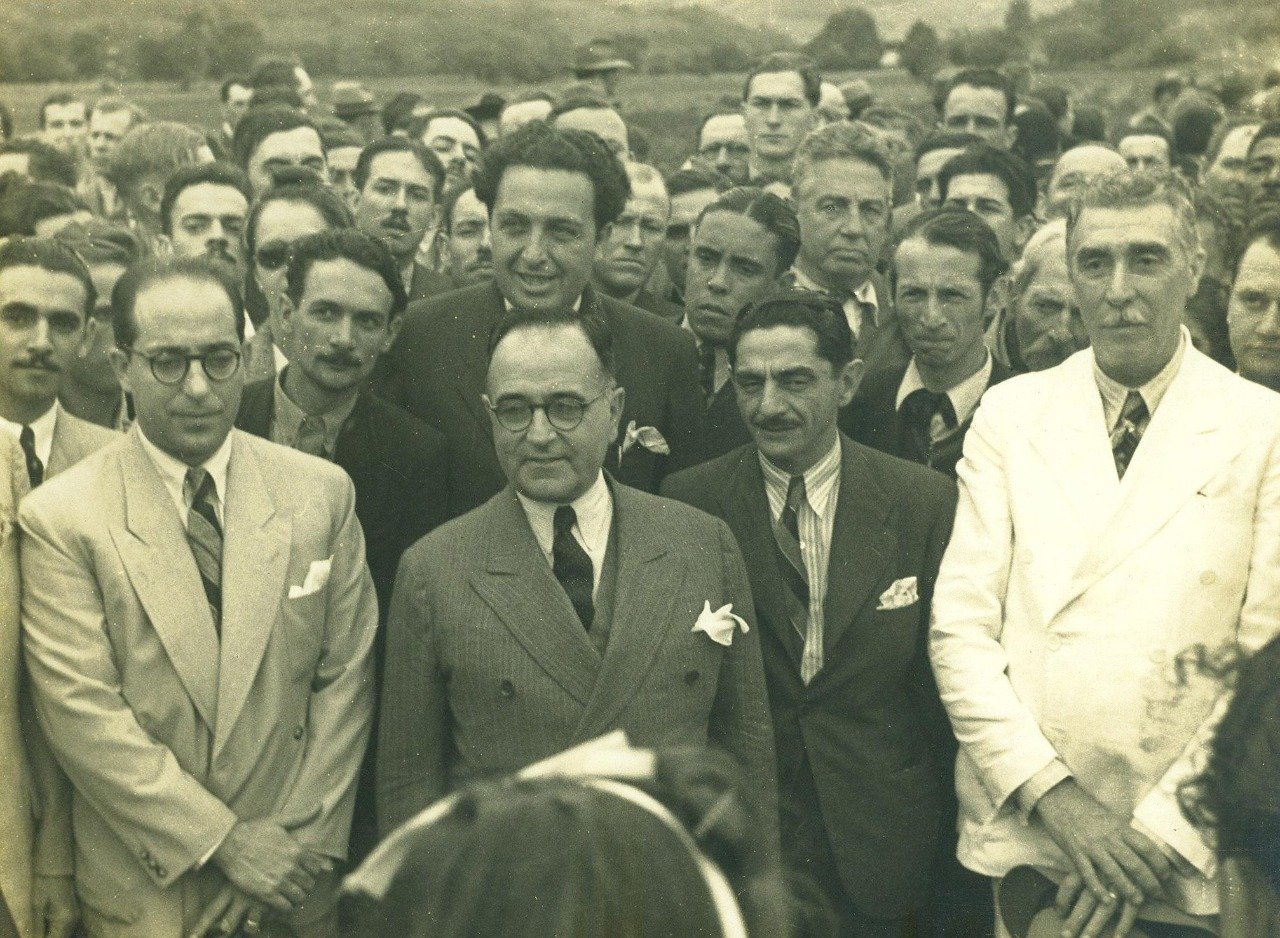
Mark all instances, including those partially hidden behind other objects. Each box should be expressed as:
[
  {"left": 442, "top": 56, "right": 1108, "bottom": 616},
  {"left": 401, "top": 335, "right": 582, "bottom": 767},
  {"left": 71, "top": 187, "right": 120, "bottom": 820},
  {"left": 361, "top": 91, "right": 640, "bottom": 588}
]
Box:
[
  {"left": 454, "top": 283, "right": 503, "bottom": 431},
  {"left": 470, "top": 489, "right": 602, "bottom": 707},
  {"left": 213, "top": 432, "right": 292, "bottom": 757},
  {"left": 1058, "top": 351, "right": 1237, "bottom": 613},
  {"left": 111, "top": 433, "right": 219, "bottom": 729},
  {"left": 575, "top": 484, "right": 683, "bottom": 739},
  {"left": 820, "top": 439, "right": 896, "bottom": 662}
]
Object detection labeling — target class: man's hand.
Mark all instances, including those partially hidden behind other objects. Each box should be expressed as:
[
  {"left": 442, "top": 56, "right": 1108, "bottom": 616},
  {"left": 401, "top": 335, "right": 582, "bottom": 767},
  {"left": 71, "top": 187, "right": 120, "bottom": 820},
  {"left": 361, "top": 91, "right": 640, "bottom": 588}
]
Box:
[
  {"left": 1035, "top": 780, "right": 1174, "bottom": 908},
  {"left": 31, "top": 873, "right": 79, "bottom": 938},
  {"left": 1055, "top": 872, "right": 1141, "bottom": 938},
  {"left": 210, "top": 820, "right": 330, "bottom": 913},
  {"left": 188, "top": 883, "right": 267, "bottom": 938}
]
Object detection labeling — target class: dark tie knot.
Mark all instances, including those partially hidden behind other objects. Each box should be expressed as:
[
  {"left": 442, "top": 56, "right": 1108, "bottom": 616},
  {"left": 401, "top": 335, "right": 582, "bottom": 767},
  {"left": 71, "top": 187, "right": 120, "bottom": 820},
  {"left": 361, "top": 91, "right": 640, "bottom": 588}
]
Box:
[
  {"left": 554, "top": 504, "right": 578, "bottom": 536},
  {"left": 185, "top": 466, "right": 214, "bottom": 501},
  {"left": 901, "top": 388, "right": 956, "bottom": 427},
  {"left": 785, "top": 474, "right": 807, "bottom": 510}
]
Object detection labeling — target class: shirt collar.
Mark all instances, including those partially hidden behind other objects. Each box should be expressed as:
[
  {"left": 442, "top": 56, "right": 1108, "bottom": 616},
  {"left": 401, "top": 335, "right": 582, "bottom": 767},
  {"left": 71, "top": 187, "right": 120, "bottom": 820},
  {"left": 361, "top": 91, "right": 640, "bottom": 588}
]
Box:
[
  {"left": 895, "top": 351, "right": 993, "bottom": 427},
  {"left": 516, "top": 470, "right": 613, "bottom": 555},
  {"left": 136, "top": 423, "right": 234, "bottom": 510},
  {"left": 503, "top": 293, "right": 584, "bottom": 314},
  {"left": 1093, "top": 326, "right": 1188, "bottom": 427},
  {"left": 788, "top": 266, "right": 881, "bottom": 327},
  {"left": 0, "top": 400, "right": 59, "bottom": 467},
  {"left": 758, "top": 436, "right": 842, "bottom": 520},
  {"left": 272, "top": 367, "right": 358, "bottom": 458}
]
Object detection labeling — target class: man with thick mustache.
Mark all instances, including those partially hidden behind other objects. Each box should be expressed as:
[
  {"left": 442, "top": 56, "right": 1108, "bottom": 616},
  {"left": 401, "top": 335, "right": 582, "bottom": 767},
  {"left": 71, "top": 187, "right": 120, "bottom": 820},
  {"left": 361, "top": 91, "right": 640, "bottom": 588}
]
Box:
[
  {"left": 1244, "top": 121, "right": 1280, "bottom": 220},
  {"left": 161, "top": 162, "right": 252, "bottom": 283},
  {"left": 380, "top": 121, "right": 704, "bottom": 517},
  {"left": 351, "top": 137, "right": 450, "bottom": 301},
  {"left": 235, "top": 228, "right": 449, "bottom": 861}
]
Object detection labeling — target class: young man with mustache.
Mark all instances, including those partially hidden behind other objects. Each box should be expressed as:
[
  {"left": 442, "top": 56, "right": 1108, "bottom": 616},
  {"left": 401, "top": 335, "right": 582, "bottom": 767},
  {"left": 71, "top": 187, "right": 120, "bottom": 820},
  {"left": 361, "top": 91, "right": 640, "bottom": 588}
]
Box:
[
  {"left": 160, "top": 162, "right": 252, "bottom": 283},
  {"left": 235, "top": 228, "right": 449, "bottom": 862}
]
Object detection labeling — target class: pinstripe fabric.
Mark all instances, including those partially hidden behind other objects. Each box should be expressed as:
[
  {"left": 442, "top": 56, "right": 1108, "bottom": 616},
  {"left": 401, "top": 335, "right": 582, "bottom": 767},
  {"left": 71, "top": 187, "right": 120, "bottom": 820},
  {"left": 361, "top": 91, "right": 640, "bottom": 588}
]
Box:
[
  {"left": 183, "top": 467, "right": 222, "bottom": 630},
  {"left": 759, "top": 442, "right": 841, "bottom": 683}
]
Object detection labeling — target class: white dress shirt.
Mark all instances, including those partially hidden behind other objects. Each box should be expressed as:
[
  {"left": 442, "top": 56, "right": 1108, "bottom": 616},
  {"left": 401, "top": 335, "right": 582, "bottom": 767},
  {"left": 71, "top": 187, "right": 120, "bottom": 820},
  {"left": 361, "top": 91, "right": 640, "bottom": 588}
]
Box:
[
  {"left": 1095, "top": 328, "right": 1187, "bottom": 430},
  {"left": 516, "top": 470, "right": 613, "bottom": 599},
  {"left": 0, "top": 400, "right": 59, "bottom": 467},
  {"left": 895, "top": 353, "right": 994, "bottom": 442},
  {"left": 788, "top": 267, "right": 881, "bottom": 342},
  {"left": 136, "top": 427, "right": 233, "bottom": 527}
]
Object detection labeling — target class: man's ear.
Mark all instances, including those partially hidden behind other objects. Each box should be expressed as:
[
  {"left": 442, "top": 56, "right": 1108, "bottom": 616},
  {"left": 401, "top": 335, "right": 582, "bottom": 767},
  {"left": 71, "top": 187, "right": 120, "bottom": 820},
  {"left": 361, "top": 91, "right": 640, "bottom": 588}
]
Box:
[
  {"left": 1004, "top": 123, "right": 1019, "bottom": 150},
  {"left": 382, "top": 313, "right": 404, "bottom": 354},
  {"left": 985, "top": 274, "right": 1012, "bottom": 328},
  {"left": 276, "top": 292, "right": 296, "bottom": 340},
  {"left": 838, "top": 358, "right": 866, "bottom": 408},
  {"left": 138, "top": 182, "right": 163, "bottom": 217},
  {"left": 609, "top": 384, "right": 627, "bottom": 429}
]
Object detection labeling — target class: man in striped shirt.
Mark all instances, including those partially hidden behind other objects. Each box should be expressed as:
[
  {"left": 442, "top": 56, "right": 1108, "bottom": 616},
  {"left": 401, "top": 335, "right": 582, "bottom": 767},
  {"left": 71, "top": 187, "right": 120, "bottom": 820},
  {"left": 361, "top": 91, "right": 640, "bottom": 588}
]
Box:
[{"left": 663, "top": 290, "right": 958, "bottom": 936}]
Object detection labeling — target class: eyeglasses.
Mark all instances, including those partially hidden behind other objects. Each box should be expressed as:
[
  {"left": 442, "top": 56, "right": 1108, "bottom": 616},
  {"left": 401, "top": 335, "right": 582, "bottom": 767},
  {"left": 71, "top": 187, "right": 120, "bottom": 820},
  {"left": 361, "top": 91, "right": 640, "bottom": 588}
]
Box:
[
  {"left": 487, "top": 391, "right": 607, "bottom": 433},
  {"left": 128, "top": 347, "right": 242, "bottom": 385},
  {"left": 254, "top": 239, "right": 294, "bottom": 271}
]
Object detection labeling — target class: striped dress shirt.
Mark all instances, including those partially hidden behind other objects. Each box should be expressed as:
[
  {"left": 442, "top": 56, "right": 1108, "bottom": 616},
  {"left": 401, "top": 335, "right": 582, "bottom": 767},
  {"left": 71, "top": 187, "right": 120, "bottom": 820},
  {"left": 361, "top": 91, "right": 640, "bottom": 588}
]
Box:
[{"left": 759, "top": 439, "right": 842, "bottom": 677}]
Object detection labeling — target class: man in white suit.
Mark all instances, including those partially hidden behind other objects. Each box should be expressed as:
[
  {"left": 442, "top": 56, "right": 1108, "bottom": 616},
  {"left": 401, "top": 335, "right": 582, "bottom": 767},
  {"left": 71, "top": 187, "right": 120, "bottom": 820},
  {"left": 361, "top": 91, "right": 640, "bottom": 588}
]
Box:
[
  {"left": 20, "top": 257, "right": 378, "bottom": 938},
  {"left": 930, "top": 170, "right": 1280, "bottom": 938}
]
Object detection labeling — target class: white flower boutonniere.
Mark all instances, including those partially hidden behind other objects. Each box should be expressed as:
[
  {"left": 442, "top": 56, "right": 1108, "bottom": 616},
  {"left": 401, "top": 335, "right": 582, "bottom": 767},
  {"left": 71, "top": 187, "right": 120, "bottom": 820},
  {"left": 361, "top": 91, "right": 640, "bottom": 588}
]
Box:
[
  {"left": 617, "top": 421, "right": 670, "bottom": 468},
  {"left": 692, "top": 601, "right": 750, "bottom": 647}
]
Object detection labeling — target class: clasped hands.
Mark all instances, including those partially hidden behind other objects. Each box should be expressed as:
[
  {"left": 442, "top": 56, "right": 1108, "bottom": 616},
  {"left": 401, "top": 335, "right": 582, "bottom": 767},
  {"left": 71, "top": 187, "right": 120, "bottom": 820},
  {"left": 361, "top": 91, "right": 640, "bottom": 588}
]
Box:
[
  {"left": 189, "top": 819, "right": 333, "bottom": 938},
  {"left": 1034, "top": 780, "right": 1177, "bottom": 938}
]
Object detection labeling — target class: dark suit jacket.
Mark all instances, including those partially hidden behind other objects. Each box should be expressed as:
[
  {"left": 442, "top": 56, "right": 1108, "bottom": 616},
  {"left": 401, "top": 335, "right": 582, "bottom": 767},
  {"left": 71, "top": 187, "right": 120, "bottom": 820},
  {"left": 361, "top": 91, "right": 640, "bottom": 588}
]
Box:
[
  {"left": 378, "top": 281, "right": 706, "bottom": 517},
  {"left": 662, "top": 436, "right": 957, "bottom": 919},
  {"left": 631, "top": 287, "right": 683, "bottom": 324},
  {"left": 406, "top": 262, "right": 460, "bottom": 303},
  {"left": 235, "top": 382, "right": 450, "bottom": 619},
  {"left": 856, "top": 357, "right": 1015, "bottom": 477},
  {"left": 703, "top": 380, "right": 752, "bottom": 463},
  {"left": 376, "top": 480, "right": 777, "bottom": 833}
]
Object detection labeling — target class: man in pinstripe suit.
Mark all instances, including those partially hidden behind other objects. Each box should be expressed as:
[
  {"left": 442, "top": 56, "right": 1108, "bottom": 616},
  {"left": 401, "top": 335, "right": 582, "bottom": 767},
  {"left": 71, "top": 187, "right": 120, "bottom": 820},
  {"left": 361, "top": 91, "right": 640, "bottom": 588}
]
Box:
[{"left": 376, "top": 307, "right": 776, "bottom": 836}]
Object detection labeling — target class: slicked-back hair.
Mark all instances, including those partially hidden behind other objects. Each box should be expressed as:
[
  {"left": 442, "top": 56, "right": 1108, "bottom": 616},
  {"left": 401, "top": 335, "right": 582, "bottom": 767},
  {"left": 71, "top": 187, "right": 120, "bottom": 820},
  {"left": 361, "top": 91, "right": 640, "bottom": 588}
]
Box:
[
  {"left": 0, "top": 235, "right": 95, "bottom": 316},
  {"left": 666, "top": 166, "right": 732, "bottom": 199},
  {"left": 791, "top": 121, "right": 894, "bottom": 195},
  {"left": 697, "top": 186, "right": 801, "bottom": 275},
  {"left": 1230, "top": 212, "right": 1280, "bottom": 281},
  {"left": 244, "top": 180, "right": 353, "bottom": 256},
  {"left": 284, "top": 228, "right": 407, "bottom": 317},
  {"left": 39, "top": 92, "right": 85, "bottom": 129},
  {"left": 104, "top": 122, "right": 207, "bottom": 193},
  {"left": 742, "top": 52, "right": 822, "bottom": 108},
  {"left": 111, "top": 256, "right": 245, "bottom": 349},
  {"left": 1065, "top": 168, "right": 1200, "bottom": 261},
  {"left": 914, "top": 130, "right": 983, "bottom": 164},
  {"left": 231, "top": 106, "right": 317, "bottom": 169},
  {"left": 1203, "top": 118, "right": 1261, "bottom": 168},
  {"left": 160, "top": 161, "right": 252, "bottom": 235},
  {"left": 944, "top": 69, "right": 1017, "bottom": 123},
  {"left": 1246, "top": 120, "right": 1280, "bottom": 160},
  {"left": 893, "top": 205, "right": 1010, "bottom": 298},
  {"left": 473, "top": 121, "right": 630, "bottom": 233},
  {"left": 409, "top": 108, "right": 488, "bottom": 149},
  {"left": 487, "top": 306, "right": 616, "bottom": 381},
  {"left": 90, "top": 97, "right": 148, "bottom": 126},
  {"left": 353, "top": 136, "right": 447, "bottom": 199},
  {"left": 55, "top": 219, "right": 145, "bottom": 267},
  {"left": 937, "top": 143, "right": 1038, "bottom": 219},
  {"left": 728, "top": 288, "right": 853, "bottom": 370}
]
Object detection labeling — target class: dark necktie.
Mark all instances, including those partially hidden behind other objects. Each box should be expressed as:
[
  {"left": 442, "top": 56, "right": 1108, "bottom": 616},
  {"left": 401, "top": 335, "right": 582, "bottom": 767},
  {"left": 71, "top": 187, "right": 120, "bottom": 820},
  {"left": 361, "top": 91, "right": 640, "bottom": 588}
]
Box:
[
  {"left": 184, "top": 467, "right": 223, "bottom": 634},
  {"left": 898, "top": 389, "right": 956, "bottom": 465},
  {"left": 773, "top": 475, "right": 822, "bottom": 683},
  {"left": 698, "top": 344, "right": 718, "bottom": 403},
  {"left": 553, "top": 505, "right": 594, "bottom": 630},
  {"left": 1110, "top": 391, "right": 1149, "bottom": 480},
  {"left": 19, "top": 425, "right": 43, "bottom": 488}
]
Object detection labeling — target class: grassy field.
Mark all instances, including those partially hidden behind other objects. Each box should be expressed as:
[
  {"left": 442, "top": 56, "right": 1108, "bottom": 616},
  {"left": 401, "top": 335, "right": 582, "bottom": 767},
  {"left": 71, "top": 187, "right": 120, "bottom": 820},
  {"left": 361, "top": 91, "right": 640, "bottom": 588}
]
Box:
[{"left": 0, "top": 66, "right": 1169, "bottom": 176}]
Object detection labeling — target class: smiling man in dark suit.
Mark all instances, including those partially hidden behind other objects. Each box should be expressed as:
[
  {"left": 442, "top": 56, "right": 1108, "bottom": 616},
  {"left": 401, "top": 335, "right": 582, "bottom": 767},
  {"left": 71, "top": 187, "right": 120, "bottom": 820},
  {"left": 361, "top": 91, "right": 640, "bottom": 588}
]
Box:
[
  {"left": 377, "top": 307, "right": 775, "bottom": 836},
  {"left": 378, "top": 121, "right": 705, "bottom": 517},
  {"left": 663, "top": 291, "right": 957, "bottom": 937}
]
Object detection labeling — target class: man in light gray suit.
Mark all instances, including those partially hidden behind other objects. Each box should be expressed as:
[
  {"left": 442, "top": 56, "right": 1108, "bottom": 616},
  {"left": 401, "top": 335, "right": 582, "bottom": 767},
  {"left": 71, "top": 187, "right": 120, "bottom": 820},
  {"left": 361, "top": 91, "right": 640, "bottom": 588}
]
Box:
[
  {"left": 20, "top": 257, "right": 377, "bottom": 938},
  {"left": 377, "top": 306, "right": 776, "bottom": 835}
]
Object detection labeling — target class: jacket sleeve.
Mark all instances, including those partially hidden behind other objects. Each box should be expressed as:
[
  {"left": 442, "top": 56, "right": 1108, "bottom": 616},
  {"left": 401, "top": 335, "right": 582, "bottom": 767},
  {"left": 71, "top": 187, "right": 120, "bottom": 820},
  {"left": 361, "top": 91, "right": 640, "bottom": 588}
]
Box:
[
  {"left": 928, "top": 396, "right": 1064, "bottom": 817},
  {"left": 276, "top": 475, "right": 378, "bottom": 858},
  {"left": 19, "top": 499, "right": 237, "bottom": 890}
]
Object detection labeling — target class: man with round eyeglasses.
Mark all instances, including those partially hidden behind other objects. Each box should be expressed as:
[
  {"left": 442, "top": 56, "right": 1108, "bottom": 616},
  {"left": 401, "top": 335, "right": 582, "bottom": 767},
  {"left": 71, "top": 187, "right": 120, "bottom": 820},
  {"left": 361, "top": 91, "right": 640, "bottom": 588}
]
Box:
[
  {"left": 377, "top": 305, "right": 776, "bottom": 843},
  {"left": 20, "top": 255, "right": 378, "bottom": 938}
]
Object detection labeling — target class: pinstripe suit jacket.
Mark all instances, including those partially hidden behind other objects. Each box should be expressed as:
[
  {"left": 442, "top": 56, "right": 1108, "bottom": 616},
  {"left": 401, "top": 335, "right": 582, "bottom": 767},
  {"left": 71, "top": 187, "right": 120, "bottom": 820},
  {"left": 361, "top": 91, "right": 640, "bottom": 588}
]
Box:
[{"left": 376, "top": 480, "right": 777, "bottom": 834}]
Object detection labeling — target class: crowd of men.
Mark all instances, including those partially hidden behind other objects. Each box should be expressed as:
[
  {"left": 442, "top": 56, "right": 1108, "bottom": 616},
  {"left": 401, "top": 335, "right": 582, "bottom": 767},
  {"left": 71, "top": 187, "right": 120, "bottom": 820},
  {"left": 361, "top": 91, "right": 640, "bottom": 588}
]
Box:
[{"left": 1, "top": 44, "right": 1280, "bottom": 938}]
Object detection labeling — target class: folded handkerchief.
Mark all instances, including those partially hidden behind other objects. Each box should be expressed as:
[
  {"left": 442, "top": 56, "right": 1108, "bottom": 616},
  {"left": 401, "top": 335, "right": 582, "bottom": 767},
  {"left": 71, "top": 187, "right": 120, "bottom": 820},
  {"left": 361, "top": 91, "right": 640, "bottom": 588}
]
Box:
[
  {"left": 876, "top": 576, "right": 918, "bottom": 611},
  {"left": 289, "top": 557, "right": 332, "bottom": 599}
]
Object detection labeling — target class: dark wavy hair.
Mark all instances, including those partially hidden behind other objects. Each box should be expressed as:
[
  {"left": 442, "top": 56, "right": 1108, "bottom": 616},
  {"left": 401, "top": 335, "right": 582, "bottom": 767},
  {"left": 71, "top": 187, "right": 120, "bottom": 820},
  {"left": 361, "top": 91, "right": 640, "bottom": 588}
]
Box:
[
  {"left": 728, "top": 288, "right": 854, "bottom": 371},
  {"left": 697, "top": 186, "right": 801, "bottom": 276},
  {"left": 1179, "top": 636, "right": 1280, "bottom": 895}
]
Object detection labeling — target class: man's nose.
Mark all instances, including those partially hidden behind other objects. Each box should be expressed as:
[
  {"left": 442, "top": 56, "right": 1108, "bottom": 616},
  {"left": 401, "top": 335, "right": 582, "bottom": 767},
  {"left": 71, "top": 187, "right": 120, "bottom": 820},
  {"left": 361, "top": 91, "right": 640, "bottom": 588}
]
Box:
[
  {"left": 524, "top": 406, "right": 557, "bottom": 444},
  {"left": 921, "top": 293, "right": 948, "bottom": 328},
  {"left": 707, "top": 261, "right": 730, "bottom": 294},
  {"left": 183, "top": 359, "right": 212, "bottom": 397},
  {"left": 28, "top": 317, "right": 53, "bottom": 352},
  {"left": 1106, "top": 260, "right": 1137, "bottom": 306},
  {"left": 393, "top": 185, "right": 409, "bottom": 210},
  {"left": 330, "top": 315, "right": 355, "bottom": 347},
  {"left": 1255, "top": 299, "right": 1280, "bottom": 337}
]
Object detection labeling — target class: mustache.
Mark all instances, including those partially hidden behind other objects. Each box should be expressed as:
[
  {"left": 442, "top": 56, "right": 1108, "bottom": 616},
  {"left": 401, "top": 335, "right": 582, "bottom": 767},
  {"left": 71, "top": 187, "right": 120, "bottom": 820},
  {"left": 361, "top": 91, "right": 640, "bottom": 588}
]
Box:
[
  {"left": 753, "top": 417, "right": 800, "bottom": 432},
  {"left": 317, "top": 352, "right": 362, "bottom": 368},
  {"left": 15, "top": 352, "right": 58, "bottom": 371}
]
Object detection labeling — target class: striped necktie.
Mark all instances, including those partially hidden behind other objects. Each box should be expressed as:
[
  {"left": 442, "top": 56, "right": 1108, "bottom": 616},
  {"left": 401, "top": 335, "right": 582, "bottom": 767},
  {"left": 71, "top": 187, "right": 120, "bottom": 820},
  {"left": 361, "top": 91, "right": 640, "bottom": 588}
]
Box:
[
  {"left": 773, "top": 475, "right": 821, "bottom": 682},
  {"left": 184, "top": 467, "right": 223, "bottom": 634},
  {"left": 1110, "top": 391, "right": 1149, "bottom": 480}
]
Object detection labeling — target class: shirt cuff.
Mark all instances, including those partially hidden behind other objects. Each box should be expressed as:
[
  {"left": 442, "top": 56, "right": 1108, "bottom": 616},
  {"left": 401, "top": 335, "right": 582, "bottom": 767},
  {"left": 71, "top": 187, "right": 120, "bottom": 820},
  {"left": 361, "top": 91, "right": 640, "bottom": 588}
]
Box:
[
  {"left": 1016, "top": 759, "right": 1072, "bottom": 822},
  {"left": 197, "top": 824, "right": 233, "bottom": 869}
]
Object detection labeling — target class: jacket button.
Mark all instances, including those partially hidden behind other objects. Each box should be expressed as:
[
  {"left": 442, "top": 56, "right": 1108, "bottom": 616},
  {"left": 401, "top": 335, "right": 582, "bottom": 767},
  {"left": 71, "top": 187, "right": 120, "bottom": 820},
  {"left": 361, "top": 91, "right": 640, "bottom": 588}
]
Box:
[
  {"left": 1200, "top": 570, "right": 1217, "bottom": 586},
  {"left": 1047, "top": 635, "right": 1063, "bottom": 651},
  {"left": 685, "top": 670, "right": 700, "bottom": 685},
  {"left": 500, "top": 680, "right": 515, "bottom": 697},
  {"left": 292, "top": 725, "right": 305, "bottom": 741}
]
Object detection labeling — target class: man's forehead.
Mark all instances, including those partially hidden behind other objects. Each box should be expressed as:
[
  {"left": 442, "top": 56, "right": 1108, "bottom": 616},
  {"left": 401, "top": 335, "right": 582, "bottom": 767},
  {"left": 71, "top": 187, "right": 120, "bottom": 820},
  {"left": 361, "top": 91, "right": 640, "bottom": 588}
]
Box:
[
  {"left": 695, "top": 210, "right": 773, "bottom": 257},
  {"left": 424, "top": 116, "right": 479, "bottom": 146},
  {"left": 133, "top": 278, "right": 235, "bottom": 336},
  {"left": 747, "top": 71, "right": 808, "bottom": 101},
  {"left": 895, "top": 237, "right": 982, "bottom": 283},
  {"left": 917, "top": 148, "right": 962, "bottom": 176},
  {"left": 489, "top": 326, "right": 605, "bottom": 384},
  {"left": 257, "top": 126, "right": 323, "bottom": 157},
  {"left": 736, "top": 324, "right": 824, "bottom": 363},
  {"left": 46, "top": 101, "right": 87, "bottom": 119},
  {"left": 944, "top": 84, "right": 1006, "bottom": 116},
  {"left": 175, "top": 182, "right": 249, "bottom": 215},
  {"left": 1249, "top": 135, "right": 1280, "bottom": 160},
  {"left": 301, "top": 257, "right": 394, "bottom": 306},
  {"left": 370, "top": 150, "right": 434, "bottom": 184},
  {"left": 1071, "top": 204, "right": 1180, "bottom": 247},
  {"left": 947, "top": 172, "right": 1011, "bottom": 203},
  {"left": 1052, "top": 146, "right": 1125, "bottom": 182},
  {"left": 0, "top": 264, "right": 87, "bottom": 308},
  {"left": 799, "top": 157, "right": 888, "bottom": 198},
  {"left": 701, "top": 114, "right": 746, "bottom": 144},
  {"left": 1236, "top": 240, "right": 1280, "bottom": 280}
]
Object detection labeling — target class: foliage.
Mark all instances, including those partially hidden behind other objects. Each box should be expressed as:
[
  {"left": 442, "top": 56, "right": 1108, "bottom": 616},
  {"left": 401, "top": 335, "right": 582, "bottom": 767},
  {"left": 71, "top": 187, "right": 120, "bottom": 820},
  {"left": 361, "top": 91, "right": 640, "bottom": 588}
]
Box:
[
  {"left": 803, "top": 8, "right": 884, "bottom": 71},
  {"left": 946, "top": 28, "right": 1013, "bottom": 68},
  {"left": 899, "top": 21, "right": 944, "bottom": 81}
]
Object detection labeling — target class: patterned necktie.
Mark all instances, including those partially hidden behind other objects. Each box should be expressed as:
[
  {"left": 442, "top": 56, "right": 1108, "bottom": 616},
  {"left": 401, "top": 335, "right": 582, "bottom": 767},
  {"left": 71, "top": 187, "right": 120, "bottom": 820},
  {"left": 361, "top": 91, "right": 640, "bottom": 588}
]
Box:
[
  {"left": 1110, "top": 391, "right": 1149, "bottom": 480},
  {"left": 553, "top": 505, "right": 594, "bottom": 630},
  {"left": 19, "top": 425, "right": 43, "bottom": 488},
  {"left": 698, "top": 344, "right": 718, "bottom": 403},
  {"left": 295, "top": 414, "right": 328, "bottom": 458},
  {"left": 774, "top": 475, "right": 822, "bottom": 682},
  {"left": 184, "top": 467, "right": 223, "bottom": 634},
  {"left": 899, "top": 389, "right": 956, "bottom": 465}
]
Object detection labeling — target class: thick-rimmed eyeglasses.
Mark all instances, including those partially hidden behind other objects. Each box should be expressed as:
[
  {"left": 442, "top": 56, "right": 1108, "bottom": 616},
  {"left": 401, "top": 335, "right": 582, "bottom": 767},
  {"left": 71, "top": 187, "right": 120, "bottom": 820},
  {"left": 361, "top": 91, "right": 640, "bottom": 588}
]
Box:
[
  {"left": 487, "top": 391, "right": 607, "bottom": 433},
  {"left": 127, "top": 347, "right": 242, "bottom": 385}
]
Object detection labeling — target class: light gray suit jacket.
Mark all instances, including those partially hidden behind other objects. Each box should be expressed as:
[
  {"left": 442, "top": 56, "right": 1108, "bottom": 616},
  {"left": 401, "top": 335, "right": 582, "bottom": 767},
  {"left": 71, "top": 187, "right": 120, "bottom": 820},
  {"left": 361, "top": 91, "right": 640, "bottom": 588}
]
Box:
[
  {"left": 377, "top": 481, "right": 777, "bottom": 834},
  {"left": 20, "top": 428, "right": 377, "bottom": 936}
]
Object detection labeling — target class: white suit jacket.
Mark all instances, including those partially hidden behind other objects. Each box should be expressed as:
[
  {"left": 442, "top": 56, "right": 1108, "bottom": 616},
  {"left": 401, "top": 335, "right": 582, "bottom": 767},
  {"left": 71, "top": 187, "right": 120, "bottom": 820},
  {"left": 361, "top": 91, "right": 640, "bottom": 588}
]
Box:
[
  {"left": 929, "top": 343, "right": 1280, "bottom": 915},
  {"left": 19, "top": 428, "right": 377, "bottom": 937}
]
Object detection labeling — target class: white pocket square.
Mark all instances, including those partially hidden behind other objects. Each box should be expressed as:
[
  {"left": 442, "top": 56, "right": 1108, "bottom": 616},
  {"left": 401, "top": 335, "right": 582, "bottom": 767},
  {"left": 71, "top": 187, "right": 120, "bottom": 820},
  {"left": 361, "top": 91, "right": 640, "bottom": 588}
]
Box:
[
  {"left": 876, "top": 576, "right": 918, "bottom": 611},
  {"left": 289, "top": 557, "right": 332, "bottom": 599}
]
